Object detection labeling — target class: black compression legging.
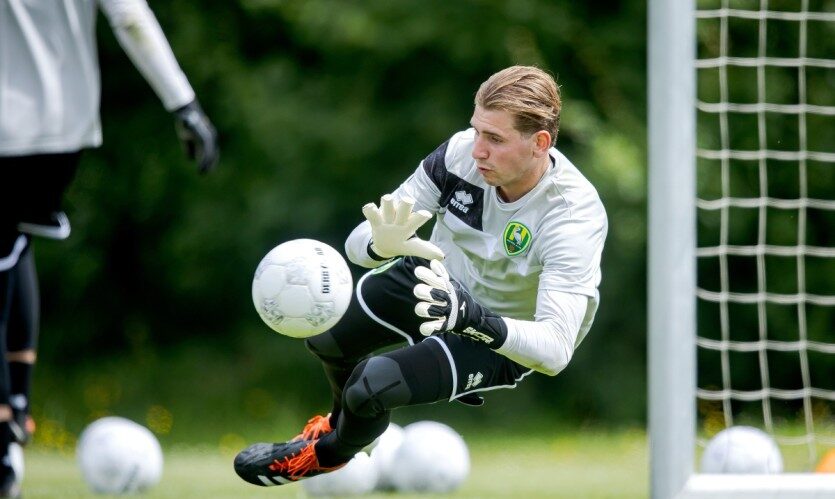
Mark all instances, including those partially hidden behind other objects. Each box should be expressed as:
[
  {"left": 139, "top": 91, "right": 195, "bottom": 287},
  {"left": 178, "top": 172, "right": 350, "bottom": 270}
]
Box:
[
  {"left": 7, "top": 245, "right": 38, "bottom": 353},
  {"left": 312, "top": 338, "right": 454, "bottom": 467}
]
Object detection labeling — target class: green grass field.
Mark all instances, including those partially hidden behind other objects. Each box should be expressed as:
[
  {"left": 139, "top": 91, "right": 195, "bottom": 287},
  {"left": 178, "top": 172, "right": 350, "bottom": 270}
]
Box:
[{"left": 20, "top": 430, "right": 648, "bottom": 498}]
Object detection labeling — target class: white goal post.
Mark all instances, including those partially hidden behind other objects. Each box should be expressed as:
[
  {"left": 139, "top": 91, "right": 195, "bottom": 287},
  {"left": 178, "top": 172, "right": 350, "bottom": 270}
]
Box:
[{"left": 649, "top": 0, "right": 835, "bottom": 498}]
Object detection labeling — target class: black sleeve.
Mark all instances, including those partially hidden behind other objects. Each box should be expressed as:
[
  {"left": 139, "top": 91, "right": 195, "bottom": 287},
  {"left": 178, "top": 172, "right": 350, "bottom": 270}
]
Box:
[{"left": 421, "top": 140, "right": 450, "bottom": 192}]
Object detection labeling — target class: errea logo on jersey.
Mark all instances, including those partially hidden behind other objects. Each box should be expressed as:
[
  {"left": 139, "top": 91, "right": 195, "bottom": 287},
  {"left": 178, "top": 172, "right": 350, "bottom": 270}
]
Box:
[
  {"left": 503, "top": 221, "right": 532, "bottom": 256},
  {"left": 449, "top": 190, "right": 473, "bottom": 213}
]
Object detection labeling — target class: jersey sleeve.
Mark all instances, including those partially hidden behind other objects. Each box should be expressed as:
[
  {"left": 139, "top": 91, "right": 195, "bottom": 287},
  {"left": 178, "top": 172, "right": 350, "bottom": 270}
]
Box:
[
  {"left": 495, "top": 289, "right": 589, "bottom": 376},
  {"left": 391, "top": 129, "right": 474, "bottom": 211},
  {"left": 344, "top": 220, "right": 387, "bottom": 268},
  {"left": 536, "top": 201, "right": 608, "bottom": 298},
  {"left": 98, "top": 0, "right": 195, "bottom": 111}
]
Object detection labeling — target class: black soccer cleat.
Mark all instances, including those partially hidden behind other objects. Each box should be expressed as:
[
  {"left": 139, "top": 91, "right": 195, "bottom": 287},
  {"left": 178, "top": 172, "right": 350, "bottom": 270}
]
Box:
[
  {"left": 233, "top": 439, "right": 344, "bottom": 487},
  {"left": 0, "top": 464, "right": 20, "bottom": 498}
]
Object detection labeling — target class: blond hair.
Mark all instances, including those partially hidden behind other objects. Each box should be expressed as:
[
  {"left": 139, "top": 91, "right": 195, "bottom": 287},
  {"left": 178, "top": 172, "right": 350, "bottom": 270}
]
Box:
[{"left": 475, "top": 66, "right": 561, "bottom": 145}]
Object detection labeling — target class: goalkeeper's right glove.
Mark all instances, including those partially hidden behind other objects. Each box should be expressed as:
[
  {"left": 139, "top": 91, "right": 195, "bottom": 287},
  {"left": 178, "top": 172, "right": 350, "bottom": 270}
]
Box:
[
  {"left": 413, "top": 259, "right": 508, "bottom": 348},
  {"left": 361, "top": 194, "right": 445, "bottom": 261}
]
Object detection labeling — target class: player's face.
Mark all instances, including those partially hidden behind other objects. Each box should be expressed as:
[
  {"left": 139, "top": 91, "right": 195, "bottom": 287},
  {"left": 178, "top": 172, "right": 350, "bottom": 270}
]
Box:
[{"left": 470, "top": 106, "right": 550, "bottom": 202}]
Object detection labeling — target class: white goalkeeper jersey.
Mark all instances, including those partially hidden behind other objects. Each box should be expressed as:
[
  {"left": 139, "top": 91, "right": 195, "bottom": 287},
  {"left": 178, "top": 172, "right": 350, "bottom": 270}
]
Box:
[
  {"left": 0, "top": 0, "right": 195, "bottom": 156},
  {"left": 346, "top": 128, "right": 608, "bottom": 376}
]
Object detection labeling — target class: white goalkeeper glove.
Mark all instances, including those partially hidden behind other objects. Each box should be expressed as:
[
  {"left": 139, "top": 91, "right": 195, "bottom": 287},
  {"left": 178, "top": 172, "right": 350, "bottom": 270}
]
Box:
[
  {"left": 413, "top": 259, "right": 508, "bottom": 348},
  {"left": 361, "top": 194, "right": 445, "bottom": 261}
]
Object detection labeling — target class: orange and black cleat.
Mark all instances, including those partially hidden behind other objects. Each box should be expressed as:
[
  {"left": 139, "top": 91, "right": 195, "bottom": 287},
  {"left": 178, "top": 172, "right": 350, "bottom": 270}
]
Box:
[
  {"left": 291, "top": 413, "right": 333, "bottom": 442},
  {"left": 234, "top": 439, "right": 345, "bottom": 486}
]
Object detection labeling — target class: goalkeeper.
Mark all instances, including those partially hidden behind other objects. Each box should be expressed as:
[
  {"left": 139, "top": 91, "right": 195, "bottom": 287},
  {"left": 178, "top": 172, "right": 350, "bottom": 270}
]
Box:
[
  {"left": 0, "top": 1, "right": 218, "bottom": 496},
  {"left": 235, "top": 65, "right": 608, "bottom": 486}
]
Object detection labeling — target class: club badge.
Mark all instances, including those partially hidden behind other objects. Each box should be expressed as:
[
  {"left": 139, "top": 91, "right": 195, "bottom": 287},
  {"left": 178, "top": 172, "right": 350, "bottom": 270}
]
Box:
[{"left": 503, "top": 221, "right": 532, "bottom": 256}]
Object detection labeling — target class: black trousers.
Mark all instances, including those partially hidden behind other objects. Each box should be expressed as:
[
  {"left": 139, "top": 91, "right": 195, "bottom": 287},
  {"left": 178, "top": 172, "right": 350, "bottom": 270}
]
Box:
[{"left": 0, "top": 152, "right": 81, "bottom": 259}]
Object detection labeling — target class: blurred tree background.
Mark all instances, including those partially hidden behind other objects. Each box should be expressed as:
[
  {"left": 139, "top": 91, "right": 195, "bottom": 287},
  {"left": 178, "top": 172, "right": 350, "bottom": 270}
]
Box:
[{"left": 32, "top": 0, "right": 649, "bottom": 448}]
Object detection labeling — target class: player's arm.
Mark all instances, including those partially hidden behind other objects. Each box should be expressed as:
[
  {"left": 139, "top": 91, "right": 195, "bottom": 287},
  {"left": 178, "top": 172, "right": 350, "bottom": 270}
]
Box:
[
  {"left": 497, "top": 291, "right": 589, "bottom": 376},
  {"left": 413, "top": 260, "right": 587, "bottom": 376},
  {"left": 98, "top": 0, "right": 219, "bottom": 173}
]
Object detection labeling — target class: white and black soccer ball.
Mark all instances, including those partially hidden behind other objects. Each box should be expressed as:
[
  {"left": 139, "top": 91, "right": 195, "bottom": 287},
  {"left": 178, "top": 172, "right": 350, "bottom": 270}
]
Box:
[
  {"left": 368, "top": 422, "right": 405, "bottom": 491},
  {"left": 390, "top": 421, "right": 469, "bottom": 493},
  {"left": 252, "top": 239, "right": 353, "bottom": 338},
  {"left": 701, "top": 426, "right": 783, "bottom": 474},
  {"left": 302, "top": 451, "right": 378, "bottom": 496},
  {"left": 76, "top": 417, "right": 164, "bottom": 494}
]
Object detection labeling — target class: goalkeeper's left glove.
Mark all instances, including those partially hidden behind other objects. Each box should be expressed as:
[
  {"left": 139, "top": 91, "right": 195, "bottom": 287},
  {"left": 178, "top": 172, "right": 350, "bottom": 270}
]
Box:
[
  {"left": 174, "top": 99, "right": 219, "bottom": 174},
  {"left": 413, "top": 259, "right": 508, "bottom": 348}
]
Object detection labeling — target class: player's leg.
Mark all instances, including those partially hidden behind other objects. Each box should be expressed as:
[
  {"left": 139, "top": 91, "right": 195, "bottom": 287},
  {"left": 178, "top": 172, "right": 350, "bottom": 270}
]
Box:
[
  {"left": 0, "top": 237, "right": 21, "bottom": 497},
  {"left": 234, "top": 329, "right": 532, "bottom": 486},
  {"left": 301, "top": 290, "right": 401, "bottom": 435},
  {"left": 302, "top": 257, "right": 429, "bottom": 433},
  {"left": 314, "top": 337, "right": 456, "bottom": 466},
  {"left": 235, "top": 258, "right": 434, "bottom": 486},
  {"left": 6, "top": 242, "right": 38, "bottom": 445},
  {"left": 233, "top": 337, "right": 455, "bottom": 486},
  {"left": 0, "top": 158, "right": 27, "bottom": 497},
  {"left": 315, "top": 332, "right": 530, "bottom": 465},
  {"left": 2, "top": 152, "right": 77, "bottom": 448},
  {"left": 0, "top": 152, "right": 79, "bottom": 497}
]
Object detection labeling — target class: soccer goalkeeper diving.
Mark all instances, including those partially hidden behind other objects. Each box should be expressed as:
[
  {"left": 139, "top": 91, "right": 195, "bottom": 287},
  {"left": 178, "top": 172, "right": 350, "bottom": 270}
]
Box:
[{"left": 234, "top": 65, "right": 608, "bottom": 486}]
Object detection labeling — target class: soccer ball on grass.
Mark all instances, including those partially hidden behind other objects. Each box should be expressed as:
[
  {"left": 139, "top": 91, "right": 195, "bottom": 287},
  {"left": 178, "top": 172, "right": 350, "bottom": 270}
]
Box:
[
  {"left": 390, "top": 421, "right": 469, "bottom": 493},
  {"left": 76, "top": 416, "right": 163, "bottom": 494},
  {"left": 700, "top": 426, "right": 783, "bottom": 474},
  {"left": 302, "top": 451, "right": 378, "bottom": 496},
  {"left": 368, "top": 422, "right": 405, "bottom": 491},
  {"left": 252, "top": 239, "right": 353, "bottom": 338}
]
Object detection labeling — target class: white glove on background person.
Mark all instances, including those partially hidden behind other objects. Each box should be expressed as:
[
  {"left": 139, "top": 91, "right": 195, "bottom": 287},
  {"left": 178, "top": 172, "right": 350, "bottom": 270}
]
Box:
[{"left": 361, "top": 194, "right": 445, "bottom": 261}]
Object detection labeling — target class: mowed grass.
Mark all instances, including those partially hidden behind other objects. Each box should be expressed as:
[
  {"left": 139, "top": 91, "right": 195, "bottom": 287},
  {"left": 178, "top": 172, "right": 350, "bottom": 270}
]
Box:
[{"left": 21, "top": 430, "right": 647, "bottom": 498}]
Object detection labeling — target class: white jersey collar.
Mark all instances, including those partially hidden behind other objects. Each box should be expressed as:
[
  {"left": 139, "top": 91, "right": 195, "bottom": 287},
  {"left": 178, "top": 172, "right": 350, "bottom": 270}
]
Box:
[{"left": 493, "top": 152, "right": 558, "bottom": 211}]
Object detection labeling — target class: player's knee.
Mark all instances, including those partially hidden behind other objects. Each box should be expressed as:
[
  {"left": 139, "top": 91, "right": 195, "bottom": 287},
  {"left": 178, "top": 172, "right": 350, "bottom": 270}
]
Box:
[{"left": 343, "top": 356, "right": 411, "bottom": 418}]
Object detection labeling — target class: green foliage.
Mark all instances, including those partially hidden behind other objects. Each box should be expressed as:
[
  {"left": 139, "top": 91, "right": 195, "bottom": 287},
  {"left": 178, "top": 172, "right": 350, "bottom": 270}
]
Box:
[{"left": 35, "top": 0, "right": 649, "bottom": 425}]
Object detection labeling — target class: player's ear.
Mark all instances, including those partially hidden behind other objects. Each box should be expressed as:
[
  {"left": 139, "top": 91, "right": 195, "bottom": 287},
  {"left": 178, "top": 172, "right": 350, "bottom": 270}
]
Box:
[{"left": 532, "top": 130, "right": 551, "bottom": 157}]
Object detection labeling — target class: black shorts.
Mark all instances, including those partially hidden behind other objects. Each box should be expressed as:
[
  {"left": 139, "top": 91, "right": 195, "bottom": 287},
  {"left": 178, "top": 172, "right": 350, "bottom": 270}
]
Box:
[
  {"left": 330, "top": 256, "right": 532, "bottom": 403},
  {"left": 0, "top": 152, "right": 80, "bottom": 260}
]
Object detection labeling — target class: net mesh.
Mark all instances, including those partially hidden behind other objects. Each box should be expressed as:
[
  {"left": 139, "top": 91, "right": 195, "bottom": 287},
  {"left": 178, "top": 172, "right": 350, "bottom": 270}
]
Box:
[{"left": 695, "top": 0, "right": 835, "bottom": 470}]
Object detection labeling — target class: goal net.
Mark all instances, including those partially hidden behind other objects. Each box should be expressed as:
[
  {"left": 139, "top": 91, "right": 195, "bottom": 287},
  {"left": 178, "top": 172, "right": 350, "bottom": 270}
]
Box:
[
  {"left": 694, "top": 0, "right": 835, "bottom": 470},
  {"left": 650, "top": 0, "right": 835, "bottom": 497}
]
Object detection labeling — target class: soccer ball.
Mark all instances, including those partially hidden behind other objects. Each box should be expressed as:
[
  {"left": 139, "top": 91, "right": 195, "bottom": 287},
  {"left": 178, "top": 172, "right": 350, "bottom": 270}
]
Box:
[
  {"left": 701, "top": 426, "right": 783, "bottom": 474},
  {"left": 252, "top": 239, "right": 353, "bottom": 338},
  {"left": 76, "top": 417, "right": 164, "bottom": 494},
  {"left": 302, "top": 451, "right": 378, "bottom": 496},
  {"left": 390, "top": 421, "right": 469, "bottom": 493},
  {"left": 368, "top": 423, "right": 405, "bottom": 491}
]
